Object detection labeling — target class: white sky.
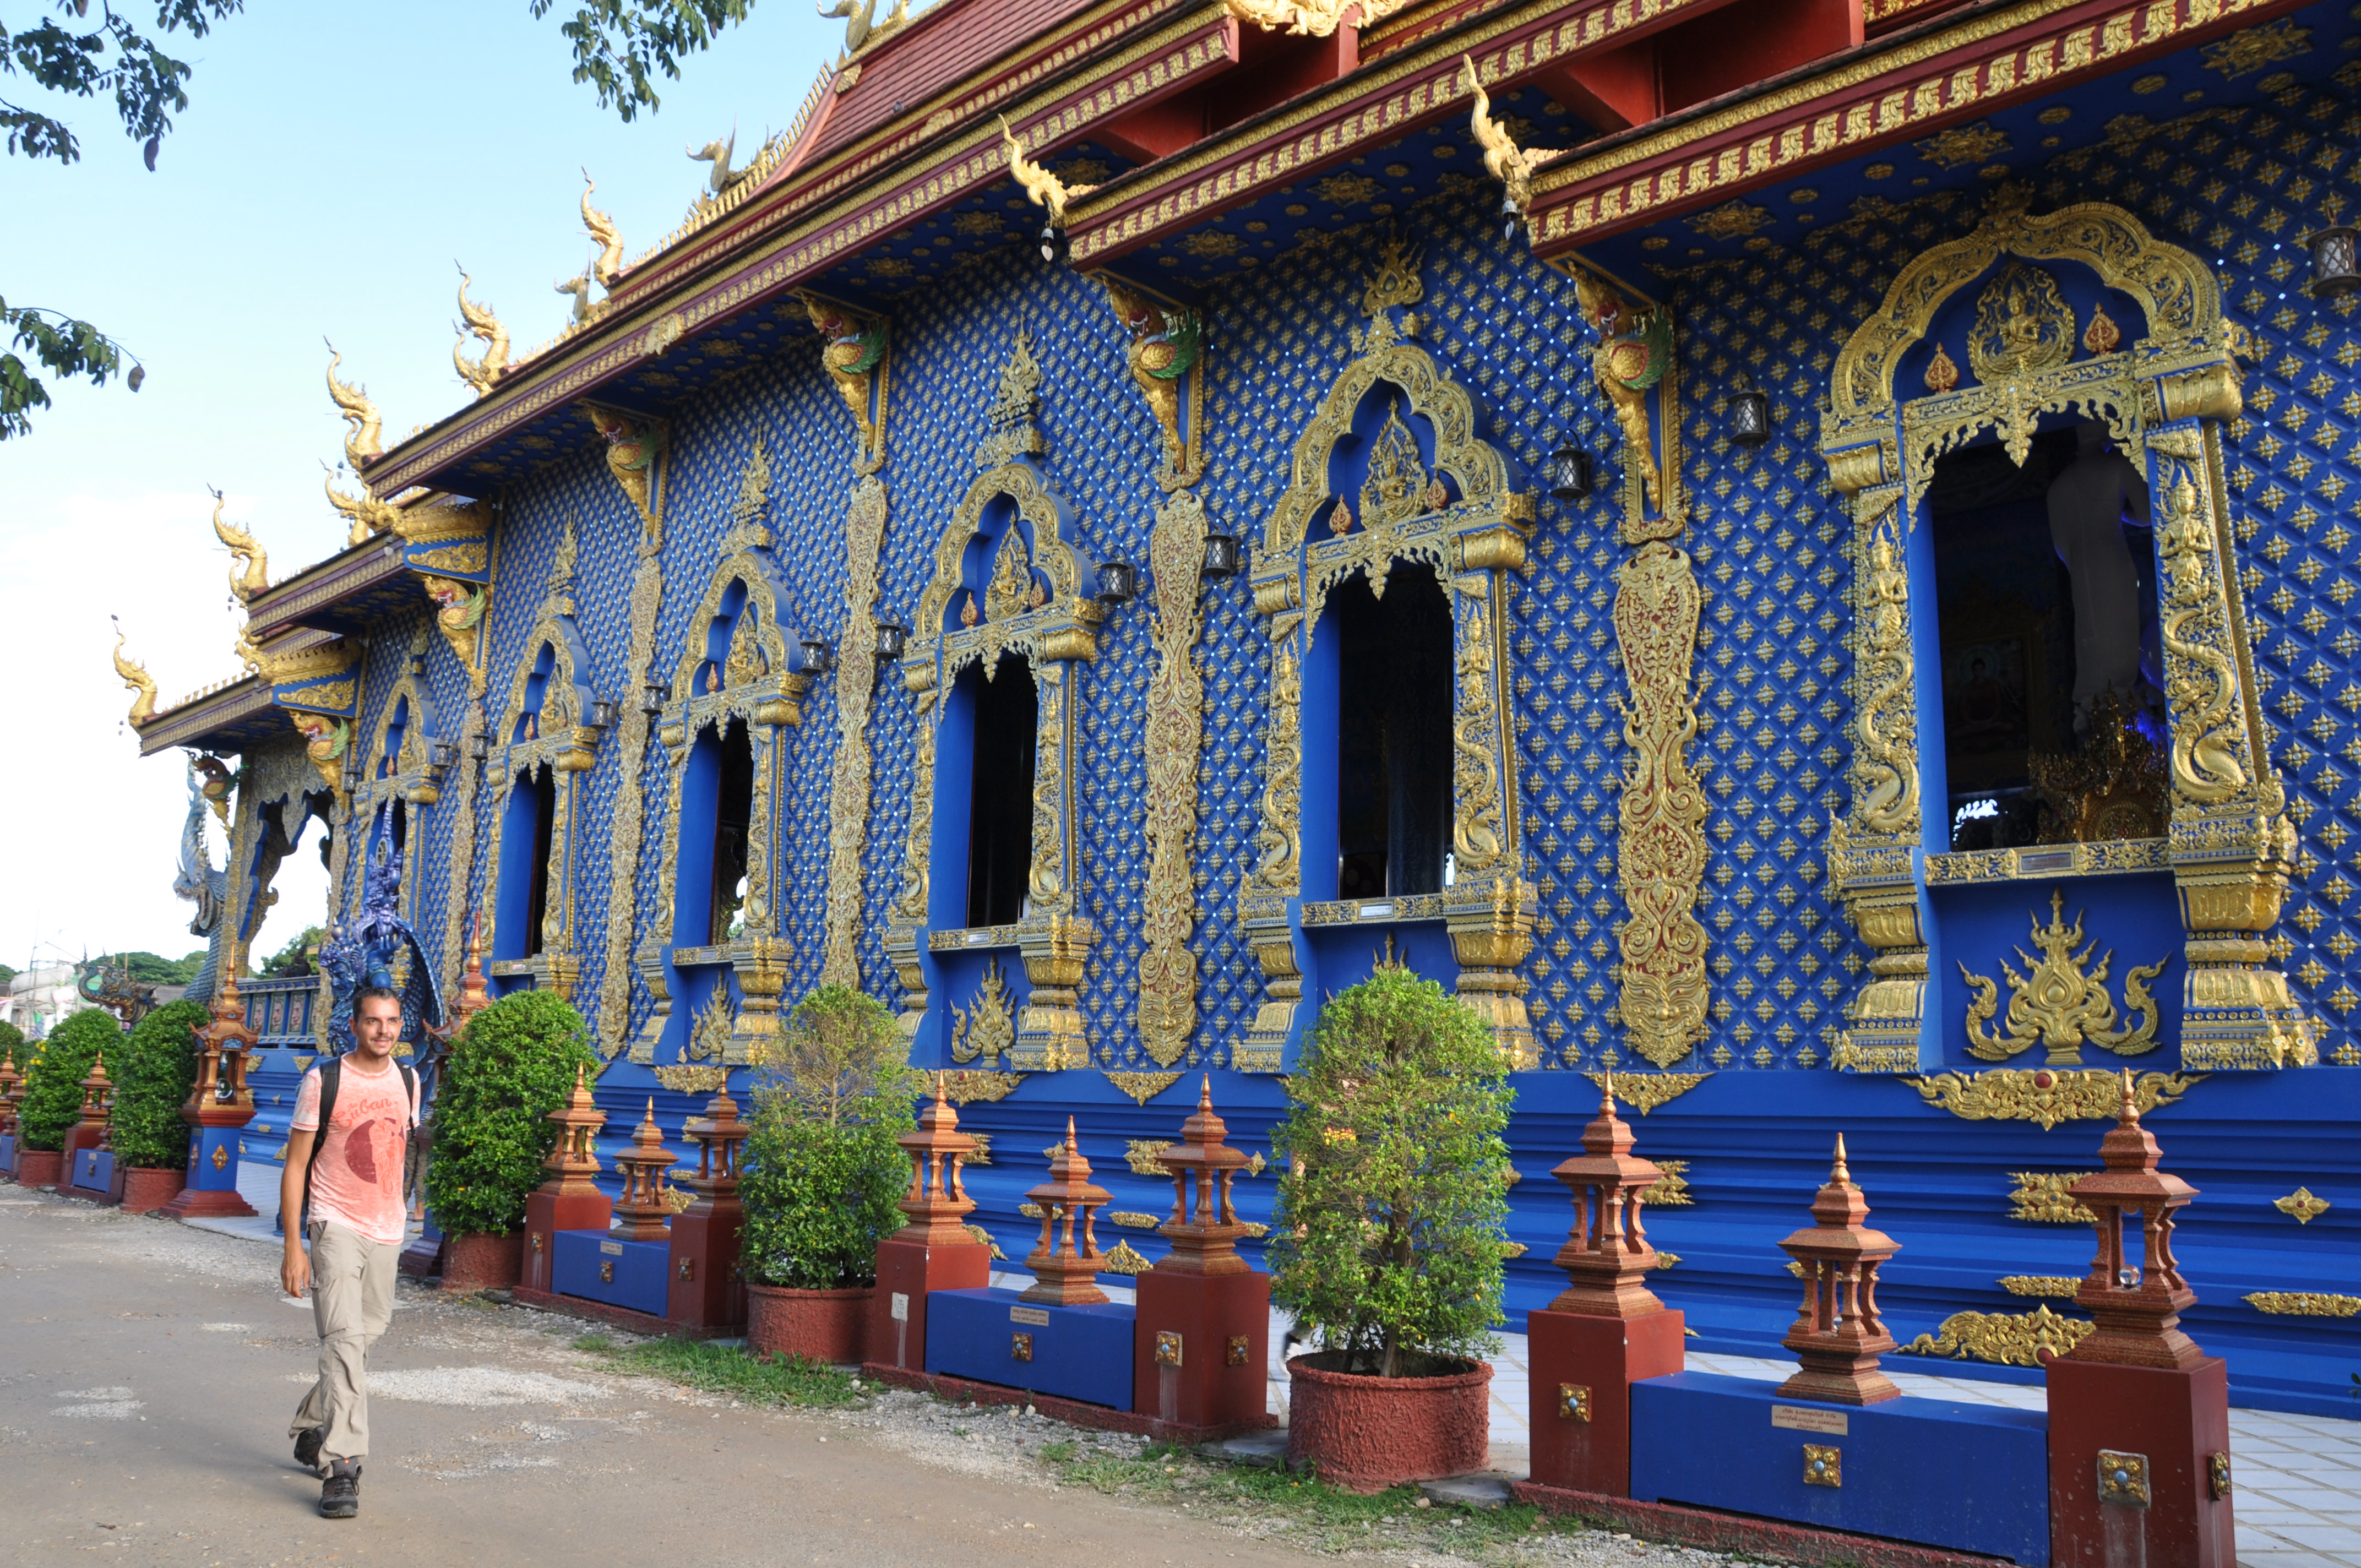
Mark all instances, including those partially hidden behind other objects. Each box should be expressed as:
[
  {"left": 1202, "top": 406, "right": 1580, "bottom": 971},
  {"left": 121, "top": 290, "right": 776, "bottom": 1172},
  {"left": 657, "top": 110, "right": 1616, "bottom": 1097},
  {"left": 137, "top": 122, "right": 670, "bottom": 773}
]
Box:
[{"left": 1, "top": 0, "right": 842, "bottom": 969}]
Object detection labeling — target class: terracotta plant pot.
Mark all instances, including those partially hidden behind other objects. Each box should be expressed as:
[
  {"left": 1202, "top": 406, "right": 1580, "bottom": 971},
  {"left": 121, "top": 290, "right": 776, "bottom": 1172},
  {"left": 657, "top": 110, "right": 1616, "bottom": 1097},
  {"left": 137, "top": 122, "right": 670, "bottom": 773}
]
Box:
[
  {"left": 119, "top": 1168, "right": 187, "bottom": 1214},
  {"left": 747, "top": 1283, "right": 873, "bottom": 1365},
  {"left": 17, "top": 1150, "right": 63, "bottom": 1191},
  {"left": 1285, "top": 1352, "right": 1492, "bottom": 1492},
  {"left": 440, "top": 1231, "right": 525, "bottom": 1293}
]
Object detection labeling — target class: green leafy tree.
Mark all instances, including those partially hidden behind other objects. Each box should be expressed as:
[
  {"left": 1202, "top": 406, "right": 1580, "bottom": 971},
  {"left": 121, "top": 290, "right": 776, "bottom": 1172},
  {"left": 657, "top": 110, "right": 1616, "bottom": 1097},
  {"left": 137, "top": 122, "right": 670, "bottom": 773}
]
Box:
[
  {"left": 424, "top": 992, "right": 599, "bottom": 1236},
  {"left": 739, "top": 986, "right": 920, "bottom": 1291},
  {"left": 0, "top": 962, "right": 18, "bottom": 988},
  {"left": 257, "top": 925, "right": 323, "bottom": 977},
  {"left": 89, "top": 950, "right": 203, "bottom": 986},
  {"left": 0, "top": 1019, "right": 23, "bottom": 1059},
  {"left": 1266, "top": 966, "right": 1514, "bottom": 1378},
  {"left": 15, "top": 1006, "right": 123, "bottom": 1151},
  {"left": 4, "top": 0, "right": 760, "bottom": 438},
  {"left": 107, "top": 998, "right": 205, "bottom": 1169}
]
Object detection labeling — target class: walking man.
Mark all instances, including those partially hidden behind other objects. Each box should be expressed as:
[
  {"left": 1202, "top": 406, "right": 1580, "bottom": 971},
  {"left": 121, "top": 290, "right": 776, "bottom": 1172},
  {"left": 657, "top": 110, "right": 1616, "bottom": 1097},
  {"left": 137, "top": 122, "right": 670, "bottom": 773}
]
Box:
[{"left": 280, "top": 987, "right": 418, "bottom": 1519}]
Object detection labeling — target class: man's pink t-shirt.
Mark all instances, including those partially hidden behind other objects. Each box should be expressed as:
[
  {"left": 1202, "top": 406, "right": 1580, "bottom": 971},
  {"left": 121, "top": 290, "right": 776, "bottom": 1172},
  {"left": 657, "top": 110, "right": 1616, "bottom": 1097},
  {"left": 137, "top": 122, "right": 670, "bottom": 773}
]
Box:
[{"left": 290, "top": 1059, "right": 417, "bottom": 1246}]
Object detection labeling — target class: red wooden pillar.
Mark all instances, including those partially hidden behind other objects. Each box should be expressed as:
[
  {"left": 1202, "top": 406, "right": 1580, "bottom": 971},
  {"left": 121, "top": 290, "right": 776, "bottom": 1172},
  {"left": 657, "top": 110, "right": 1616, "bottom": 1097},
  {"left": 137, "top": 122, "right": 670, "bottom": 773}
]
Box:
[
  {"left": 1527, "top": 1076, "right": 1686, "bottom": 1496},
  {"left": 867, "top": 1077, "right": 990, "bottom": 1373},
  {"left": 2046, "top": 1071, "right": 2234, "bottom": 1568},
  {"left": 1131, "top": 1079, "right": 1272, "bottom": 1436}
]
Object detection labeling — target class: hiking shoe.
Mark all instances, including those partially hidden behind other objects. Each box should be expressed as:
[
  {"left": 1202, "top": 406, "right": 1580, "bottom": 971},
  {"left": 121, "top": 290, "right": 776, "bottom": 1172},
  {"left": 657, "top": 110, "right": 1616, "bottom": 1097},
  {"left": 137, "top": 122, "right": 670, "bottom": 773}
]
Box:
[
  {"left": 319, "top": 1460, "right": 361, "bottom": 1519},
  {"left": 293, "top": 1427, "right": 324, "bottom": 1471}
]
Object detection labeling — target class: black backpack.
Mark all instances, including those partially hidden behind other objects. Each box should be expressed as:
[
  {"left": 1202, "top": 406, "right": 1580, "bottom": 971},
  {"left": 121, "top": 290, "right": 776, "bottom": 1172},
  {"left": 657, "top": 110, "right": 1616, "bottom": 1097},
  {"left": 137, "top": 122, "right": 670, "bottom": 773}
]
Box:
[{"left": 299, "top": 1056, "right": 418, "bottom": 1228}]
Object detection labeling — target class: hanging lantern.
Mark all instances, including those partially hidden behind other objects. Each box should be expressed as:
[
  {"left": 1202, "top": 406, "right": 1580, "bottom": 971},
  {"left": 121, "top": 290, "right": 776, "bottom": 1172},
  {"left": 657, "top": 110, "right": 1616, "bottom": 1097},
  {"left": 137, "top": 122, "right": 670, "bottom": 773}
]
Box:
[
  {"left": 640, "top": 678, "right": 671, "bottom": 715},
  {"left": 1728, "top": 379, "right": 1771, "bottom": 447},
  {"left": 1500, "top": 195, "right": 1524, "bottom": 247},
  {"left": 1038, "top": 220, "right": 1069, "bottom": 266},
  {"left": 873, "top": 621, "right": 910, "bottom": 662},
  {"left": 2310, "top": 224, "right": 2360, "bottom": 299},
  {"left": 1201, "top": 532, "right": 1242, "bottom": 579},
  {"left": 585, "top": 694, "right": 619, "bottom": 729},
  {"left": 1094, "top": 559, "right": 1138, "bottom": 605},
  {"left": 799, "top": 636, "right": 836, "bottom": 673},
  {"left": 1544, "top": 441, "right": 1594, "bottom": 500}
]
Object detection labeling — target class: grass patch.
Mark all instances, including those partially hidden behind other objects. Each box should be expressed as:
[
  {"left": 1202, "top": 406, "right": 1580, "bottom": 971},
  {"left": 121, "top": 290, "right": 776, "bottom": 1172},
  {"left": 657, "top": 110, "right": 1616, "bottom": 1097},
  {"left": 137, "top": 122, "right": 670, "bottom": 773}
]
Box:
[
  {"left": 573, "top": 1333, "right": 867, "bottom": 1410},
  {"left": 1036, "top": 1439, "right": 1581, "bottom": 1559}
]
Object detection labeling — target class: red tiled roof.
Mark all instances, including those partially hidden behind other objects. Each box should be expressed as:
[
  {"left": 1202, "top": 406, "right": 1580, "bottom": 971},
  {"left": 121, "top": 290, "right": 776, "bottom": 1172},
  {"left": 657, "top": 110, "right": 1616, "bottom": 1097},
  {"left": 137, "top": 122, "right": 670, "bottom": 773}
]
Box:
[{"left": 802, "top": 0, "right": 1103, "bottom": 164}]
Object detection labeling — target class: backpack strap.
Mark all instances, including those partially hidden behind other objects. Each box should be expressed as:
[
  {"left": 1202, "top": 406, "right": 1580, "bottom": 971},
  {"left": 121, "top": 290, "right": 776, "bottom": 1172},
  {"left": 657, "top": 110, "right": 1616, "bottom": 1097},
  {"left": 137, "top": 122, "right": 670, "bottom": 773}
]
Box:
[{"left": 299, "top": 1057, "right": 344, "bottom": 1231}]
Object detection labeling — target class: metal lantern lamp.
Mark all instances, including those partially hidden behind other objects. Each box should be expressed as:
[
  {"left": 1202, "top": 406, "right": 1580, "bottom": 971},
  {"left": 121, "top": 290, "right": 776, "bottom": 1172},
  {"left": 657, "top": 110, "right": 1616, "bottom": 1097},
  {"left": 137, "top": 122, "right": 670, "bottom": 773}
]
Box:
[
  {"left": 874, "top": 620, "right": 909, "bottom": 662},
  {"left": 1545, "top": 440, "right": 1594, "bottom": 500},
  {"left": 586, "top": 695, "right": 619, "bottom": 729},
  {"left": 1728, "top": 378, "right": 1771, "bottom": 447},
  {"left": 1201, "top": 531, "right": 1242, "bottom": 579},
  {"left": 427, "top": 739, "right": 459, "bottom": 772},
  {"left": 1094, "top": 559, "right": 1138, "bottom": 606},
  {"left": 467, "top": 730, "right": 490, "bottom": 762},
  {"left": 640, "top": 678, "right": 671, "bottom": 715},
  {"left": 2310, "top": 224, "right": 2360, "bottom": 299},
  {"left": 800, "top": 635, "right": 836, "bottom": 673}
]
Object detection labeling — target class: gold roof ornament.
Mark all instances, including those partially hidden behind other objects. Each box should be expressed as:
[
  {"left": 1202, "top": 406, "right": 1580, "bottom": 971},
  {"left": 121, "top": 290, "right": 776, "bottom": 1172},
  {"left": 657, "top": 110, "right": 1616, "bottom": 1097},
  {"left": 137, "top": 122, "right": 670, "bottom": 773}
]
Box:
[
  {"left": 110, "top": 617, "right": 157, "bottom": 726},
  {"left": 1461, "top": 56, "right": 1562, "bottom": 231},
  {"left": 452, "top": 265, "right": 511, "bottom": 399},
  {"left": 822, "top": 0, "right": 912, "bottom": 58},
  {"left": 323, "top": 469, "right": 399, "bottom": 547},
  {"left": 323, "top": 342, "right": 382, "bottom": 471},
  {"left": 1222, "top": 0, "right": 1403, "bottom": 38},
  {"left": 1000, "top": 117, "right": 1097, "bottom": 228},
  {"left": 580, "top": 170, "right": 625, "bottom": 291},
  {"left": 555, "top": 268, "right": 595, "bottom": 326},
  {"left": 209, "top": 488, "right": 269, "bottom": 603}
]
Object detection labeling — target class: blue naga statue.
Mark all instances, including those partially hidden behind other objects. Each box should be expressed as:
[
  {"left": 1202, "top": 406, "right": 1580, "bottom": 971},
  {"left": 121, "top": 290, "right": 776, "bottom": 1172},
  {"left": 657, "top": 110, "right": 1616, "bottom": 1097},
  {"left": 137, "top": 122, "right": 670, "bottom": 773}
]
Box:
[{"left": 317, "top": 803, "right": 447, "bottom": 1060}]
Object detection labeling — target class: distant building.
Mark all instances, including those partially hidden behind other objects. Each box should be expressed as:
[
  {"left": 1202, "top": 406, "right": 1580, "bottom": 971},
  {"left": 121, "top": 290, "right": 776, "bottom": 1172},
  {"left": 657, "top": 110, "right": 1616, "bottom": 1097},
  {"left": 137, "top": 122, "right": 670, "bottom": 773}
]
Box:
[{"left": 2, "top": 963, "right": 94, "bottom": 1039}]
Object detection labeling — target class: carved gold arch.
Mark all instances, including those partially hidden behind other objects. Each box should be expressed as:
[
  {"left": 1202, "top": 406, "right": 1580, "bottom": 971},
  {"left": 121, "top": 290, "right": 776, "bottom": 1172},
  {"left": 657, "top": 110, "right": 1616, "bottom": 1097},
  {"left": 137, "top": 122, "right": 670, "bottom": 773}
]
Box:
[
  {"left": 633, "top": 530, "right": 812, "bottom": 1066},
  {"left": 1240, "top": 308, "right": 1537, "bottom": 1071},
  {"left": 885, "top": 336, "right": 1100, "bottom": 1074},
  {"left": 355, "top": 634, "right": 453, "bottom": 930},
  {"left": 1821, "top": 186, "right": 2306, "bottom": 1077},
  {"left": 482, "top": 524, "right": 603, "bottom": 1001}
]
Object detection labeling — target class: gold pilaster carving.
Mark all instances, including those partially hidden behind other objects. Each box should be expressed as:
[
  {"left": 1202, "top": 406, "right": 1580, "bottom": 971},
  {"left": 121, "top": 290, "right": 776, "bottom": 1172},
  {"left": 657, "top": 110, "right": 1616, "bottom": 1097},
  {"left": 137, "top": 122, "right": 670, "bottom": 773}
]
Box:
[
  {"left": 1613, "top": 540, "right": 1709, "bottom": 1068},
  {"left": 1136, "top": 491, "right": 1209, "bottom": 1068},
  {"left": 822, "top": 476, "right": 890, "bottom": 989},
  {"left": 596, "top": 537, "right": 667, "bottom": 1057}
]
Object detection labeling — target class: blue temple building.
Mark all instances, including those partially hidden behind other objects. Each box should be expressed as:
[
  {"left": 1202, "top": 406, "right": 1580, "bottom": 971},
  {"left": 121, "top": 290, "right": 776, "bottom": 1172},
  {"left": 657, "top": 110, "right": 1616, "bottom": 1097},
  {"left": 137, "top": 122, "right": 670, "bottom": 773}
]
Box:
[{"left": 117, "top": 0, "right": 2361, "bottom": 1415}]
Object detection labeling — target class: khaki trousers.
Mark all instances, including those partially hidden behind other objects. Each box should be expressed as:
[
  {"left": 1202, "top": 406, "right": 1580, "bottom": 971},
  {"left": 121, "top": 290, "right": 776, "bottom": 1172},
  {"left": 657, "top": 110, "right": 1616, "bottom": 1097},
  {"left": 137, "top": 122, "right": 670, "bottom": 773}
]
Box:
[{"left": 288, "top": 1220, "right": 399, "bottom": 1469}]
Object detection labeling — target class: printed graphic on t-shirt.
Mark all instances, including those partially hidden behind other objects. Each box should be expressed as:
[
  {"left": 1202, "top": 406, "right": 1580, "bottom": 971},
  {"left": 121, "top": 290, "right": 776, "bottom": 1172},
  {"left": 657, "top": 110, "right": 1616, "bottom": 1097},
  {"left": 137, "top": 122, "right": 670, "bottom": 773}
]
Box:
[{"left": 291, "top": 1063, "right": 417, "bottom": 1247}]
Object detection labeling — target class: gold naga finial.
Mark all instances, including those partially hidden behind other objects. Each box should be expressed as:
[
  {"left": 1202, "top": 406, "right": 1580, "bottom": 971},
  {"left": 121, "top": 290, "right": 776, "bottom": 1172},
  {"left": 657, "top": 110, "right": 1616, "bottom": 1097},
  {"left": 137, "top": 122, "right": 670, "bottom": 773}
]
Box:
[
  {"left": 323, "top": 466, "right": 398, "bottom": 548},
  {"left": 323, "top": 340, "right": 383, "bottom": 471},
  {"left": 452, "top": 264, "right": 511, "bottom": 400},
  {"left": 556, "top": 268, "right": 595, "bottom": 326},
  {"left": 581, "top": 169, "right": 625, "bottom": 290},
  {"left": 1460, "top": 55, "right": 1561, "bottom": 226},
  {"left": 687, "top": 127, "right": 747, "bottom": 197},
  {"left": 208, "top": 486, "right": 269, "bottom": 603},
  {"left": 110, "top": 616, "right": 157, "bottom": 726},
  {"left": 999, "top": 116, "right": 1097, "bottom": 227}
]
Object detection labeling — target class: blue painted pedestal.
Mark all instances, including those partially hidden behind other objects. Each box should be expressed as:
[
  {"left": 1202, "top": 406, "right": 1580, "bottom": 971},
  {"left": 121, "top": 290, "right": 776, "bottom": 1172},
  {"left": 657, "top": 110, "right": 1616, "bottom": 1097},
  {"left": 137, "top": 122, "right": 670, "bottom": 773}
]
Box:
[
  {"left": 69, "top": 1148, "right": 116, "bottom": 1200},
  {"left": 551, "top": 1231, "right": 670, "bottom": 1317},
  {"left": 1630, "top": 1373, "right": 2049, "bottom": 1565},
  {"left": 926, "top": 1288, "right": 1135, "bottom": 1409},
  {"left": 185, "top": 1126, "right": 246, "bottom": 1199}
]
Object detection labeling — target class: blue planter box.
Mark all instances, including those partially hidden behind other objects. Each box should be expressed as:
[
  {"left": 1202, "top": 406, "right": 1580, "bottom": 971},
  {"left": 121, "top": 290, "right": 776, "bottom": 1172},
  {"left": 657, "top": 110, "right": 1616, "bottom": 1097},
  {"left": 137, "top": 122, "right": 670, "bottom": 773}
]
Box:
[
  {"left": 70, "top": 1148, "right": 115, "bottom": 1196},
  {"left": 1631, "top": 1373, "right": 2049, "bottom": 1565},
  {"left": 926, "top": 1287, "right": 1134, "bottom": 1409},
  {"left": 551, "top": 1229, "right": 669, "bottom": 1317}
]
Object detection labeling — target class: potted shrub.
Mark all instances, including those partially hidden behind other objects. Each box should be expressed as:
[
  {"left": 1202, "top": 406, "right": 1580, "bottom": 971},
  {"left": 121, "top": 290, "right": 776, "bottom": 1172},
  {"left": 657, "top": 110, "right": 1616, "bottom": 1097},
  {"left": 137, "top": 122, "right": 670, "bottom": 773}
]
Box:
[
  {"left": 1268, "top": 965, "right": 1514, "bottom": 1490},
  {"left": 423, "top": 991, "right": 599, "bottom": 1292},
  {"left": 110, "top": 999, "right": 208, "bottom": 1213},
  {"left": 739, "top": 986, "right": 920, "bottom": 1364},
  {"left": 15, "top": 1009, "right": 121, "bottom": 1191}
]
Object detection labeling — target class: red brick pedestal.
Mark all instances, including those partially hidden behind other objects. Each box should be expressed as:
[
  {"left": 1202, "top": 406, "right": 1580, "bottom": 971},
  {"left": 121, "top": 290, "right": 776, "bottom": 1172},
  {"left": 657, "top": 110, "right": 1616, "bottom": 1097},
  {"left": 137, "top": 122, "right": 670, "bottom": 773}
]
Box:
[
  {"left": 2047, "top": 1357, "right": 2234, "bottom": 1568},
  {"left": 666, "top": 1087, "right": 749, "bottom": 1333},
  {"left": 1133, "top": 1268, "right": 1275, "bottom": 1436},
  {"left": 1528, "top": 1305, "right": 1687, "bottom": 1494},
  {"left": 18, "top": 1149, "right": 62, "bottom": 1190}
]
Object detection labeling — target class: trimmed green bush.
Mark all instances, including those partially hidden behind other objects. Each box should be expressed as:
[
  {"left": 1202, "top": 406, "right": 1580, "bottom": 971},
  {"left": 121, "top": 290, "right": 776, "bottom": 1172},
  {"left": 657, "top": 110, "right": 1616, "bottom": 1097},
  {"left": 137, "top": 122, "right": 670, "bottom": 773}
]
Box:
[
  {"left": 0, "top": 1021, "right": 24, "bottom": 1062},
  {"left": 17, "top": 1008, "right": 124, "bottom": 1152},
  {"left": 1267, "top": 965, "right": 1514, "bottom": 1378},
  {"left": 423, "top": 992, "right": 599, "bottom": 1235},
  {"left": 110, "top": 1000, "right": 207, "bottom": 1169},
  {"left": 739, "top": 986, "right": 921, "bottom": 1291}
]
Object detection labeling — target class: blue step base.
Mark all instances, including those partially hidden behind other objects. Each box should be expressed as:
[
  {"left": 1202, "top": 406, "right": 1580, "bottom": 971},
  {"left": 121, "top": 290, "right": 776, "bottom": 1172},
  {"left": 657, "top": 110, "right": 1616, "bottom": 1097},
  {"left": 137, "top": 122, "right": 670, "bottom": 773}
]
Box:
[
  {"left": 550, "top": 1229, "right": 670, "bottom": 1317},
  {"left": 925, "top": 1287, "right": 1135, "bottom": 1410},
  {"left": 1631, "top": 1373, "right": 2049, "bottom": 1566}
]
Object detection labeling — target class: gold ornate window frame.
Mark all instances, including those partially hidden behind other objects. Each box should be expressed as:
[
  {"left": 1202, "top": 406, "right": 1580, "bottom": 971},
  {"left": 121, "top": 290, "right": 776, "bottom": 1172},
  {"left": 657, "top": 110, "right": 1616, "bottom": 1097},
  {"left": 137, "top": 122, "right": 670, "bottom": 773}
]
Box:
[
  {"left": 1240, "top": 304, "right": 1537, "bottom": 1071},
  {"left": 634, "top": 460, "right": 813, "bottom": 1067},
  {"left": 1821, "top": 186, "right": 2309, "bottom": 1075},
  {"left": 884, "top": 334, "right": 1102, "bottom": 1072},
  {"left": 355, "top": 633, "right": 457, "bottom": 930},
  {"left": 483, "top": 520, "right": 605, "bottom": 1003}
]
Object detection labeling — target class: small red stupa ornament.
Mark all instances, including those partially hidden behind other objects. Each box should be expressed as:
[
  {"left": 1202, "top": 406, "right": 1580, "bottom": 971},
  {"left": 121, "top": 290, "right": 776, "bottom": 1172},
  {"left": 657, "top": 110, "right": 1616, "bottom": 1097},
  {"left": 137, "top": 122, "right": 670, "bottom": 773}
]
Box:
[
  {"left": 2063, "top": 1069, "right": 2201, "bottom": 1369},
  {"left": 1022, "top": 1117, "right": 1111, "bottom": 1306},
  {"left": 1154, "top": 1077, "right": 1252, "bottom": 1275},
  {"left": 453, "top": 913, "right": 491, "bottom": 1033},
  {"left": 678, "top": 1086, "right": 749, "bottom": 1203},
  {"left": 76, "top": 1052, "right": 116, "bottom": 1141},
  {"left": 1776, "top": 1135, "right": 1902, "bottom": 1406},
  {"left": 0, "top": 1048, "right": 22, "bottom": 1138},
  {"left": 611, "top": 1098, "right": 675, "bottom": 1242},
  {"left": 1547, "top": 1073, "right": 1668, "bottom": 1318},
  {"left": 891, "top": 1075, "right": 979, "bottom": 1245},
  {"left": 538, "top": 1063, "right": 607, "bottom": 1199}
]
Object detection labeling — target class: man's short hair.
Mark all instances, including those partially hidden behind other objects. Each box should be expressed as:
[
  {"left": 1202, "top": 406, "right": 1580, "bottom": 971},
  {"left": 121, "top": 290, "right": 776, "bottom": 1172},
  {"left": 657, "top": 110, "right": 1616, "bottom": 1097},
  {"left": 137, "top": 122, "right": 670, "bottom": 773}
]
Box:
[{"left": 353, "top": 986, "right": 402, "bottom": 1016}]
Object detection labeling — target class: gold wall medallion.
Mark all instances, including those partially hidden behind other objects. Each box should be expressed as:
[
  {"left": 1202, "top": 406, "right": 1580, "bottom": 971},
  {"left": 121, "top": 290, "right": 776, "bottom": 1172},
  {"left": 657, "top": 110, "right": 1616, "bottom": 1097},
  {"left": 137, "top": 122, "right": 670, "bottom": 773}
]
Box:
[
  {"left": 2272, "top": 1187, "right": 2331, "bottom": 1224},
  {"left": 937, "top": 1070, "right": 1024, "bottom": 1104},
  {"left": 2006, "top": 1171, "right": 2097, "bottom": 1224},
  {"left": 1155, "top": 1330, "right": 1184, "bottom": 1367},
  {"left": 1583, "top": 1071, "right": 1710, "bottom": 1115},
  {"left": 1906, "top": 1068, "right": 2201, "bottom": 1128},
  {"left": 1959, "top": 893, "right": 2167, "bottom": 1065},
  {"left": 1104, "top": 1071, "right": 1182, "bottom": 1106},
  {"left": 1103, "top": 1240, "right": 1153, "bottom": 1275},
  {"left": 1899, "top": 1305, "right": 2095, "bottom": 1366},
  {"left": 1560, "top": 1384, "right": 1592, "bottom": 1422},
  {"left": 2242, "top": 1292, "right": 2361, "bottom": 1317},
  {"left": 1996, "top": 1276, "right": 2082, "bottom": 1298},
  {"left": 2096, "top": 1451, "right": 2151, "bottom": 1509},
  {"left": 1802, "top": 1445, "right": 1841, "bottom": 1488}
]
